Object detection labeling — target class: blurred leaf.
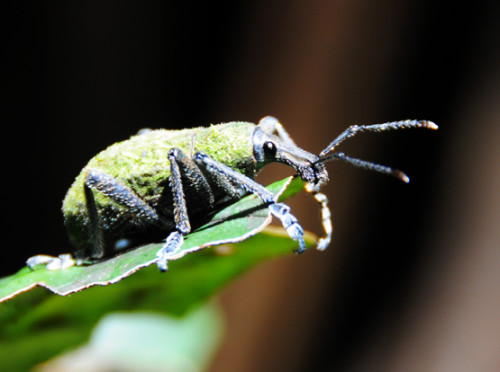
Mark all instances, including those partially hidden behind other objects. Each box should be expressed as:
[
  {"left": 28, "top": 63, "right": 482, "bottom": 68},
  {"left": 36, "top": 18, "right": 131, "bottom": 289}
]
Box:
[{"left": 34, "top": 303, "right": 225, "bottom": 372}]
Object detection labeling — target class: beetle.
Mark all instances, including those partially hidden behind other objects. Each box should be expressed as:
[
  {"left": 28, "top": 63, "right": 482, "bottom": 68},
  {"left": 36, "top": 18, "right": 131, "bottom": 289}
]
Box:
[{"left": 27, "top": 116, "right": 437, "bottom": 272}]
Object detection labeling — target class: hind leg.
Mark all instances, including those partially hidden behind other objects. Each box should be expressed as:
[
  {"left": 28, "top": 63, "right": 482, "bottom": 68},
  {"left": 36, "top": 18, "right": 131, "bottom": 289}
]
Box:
[{"left": 27, "top": 168, "right": 163, "bottom": 270}]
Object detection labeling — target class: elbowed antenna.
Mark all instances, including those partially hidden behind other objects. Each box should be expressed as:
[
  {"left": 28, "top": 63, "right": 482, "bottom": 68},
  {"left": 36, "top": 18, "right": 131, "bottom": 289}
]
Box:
[
  {"left": 315, "top": 152, "right": 410, "bottom": 183},
  {"left": 320, "top": 119, "right": 438, "bottom": 156}
]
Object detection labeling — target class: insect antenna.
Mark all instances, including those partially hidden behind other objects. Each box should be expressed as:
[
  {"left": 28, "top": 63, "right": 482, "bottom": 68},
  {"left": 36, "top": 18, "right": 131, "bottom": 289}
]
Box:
[
  {"left": 315, "top": 152, "right": 410, "bottom": 183},
  {"left": 319, "top": 119, "right": 438, "bottom": 156}
]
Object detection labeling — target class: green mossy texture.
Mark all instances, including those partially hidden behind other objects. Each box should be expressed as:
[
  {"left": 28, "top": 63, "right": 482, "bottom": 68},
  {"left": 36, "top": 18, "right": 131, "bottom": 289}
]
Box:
[{"left": 62, "top": 122, "right": 257, "bottom": 245}]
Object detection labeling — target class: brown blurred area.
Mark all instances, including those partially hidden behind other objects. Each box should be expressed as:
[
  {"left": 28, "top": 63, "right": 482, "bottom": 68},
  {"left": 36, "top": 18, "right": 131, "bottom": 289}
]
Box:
[{"left": 3, "top": 1, "right": 499, "bottom": 371}]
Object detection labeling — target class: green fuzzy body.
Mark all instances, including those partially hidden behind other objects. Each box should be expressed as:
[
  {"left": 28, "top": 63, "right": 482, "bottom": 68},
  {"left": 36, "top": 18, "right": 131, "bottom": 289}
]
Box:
[{"left": 63, "top": 122, "right": 257, "bottom": 250}]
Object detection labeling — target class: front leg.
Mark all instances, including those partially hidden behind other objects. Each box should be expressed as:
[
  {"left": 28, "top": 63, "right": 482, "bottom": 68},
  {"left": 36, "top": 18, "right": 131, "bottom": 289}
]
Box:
[{"left": 194, "top": 152, "right": 306, "bottom": 254}]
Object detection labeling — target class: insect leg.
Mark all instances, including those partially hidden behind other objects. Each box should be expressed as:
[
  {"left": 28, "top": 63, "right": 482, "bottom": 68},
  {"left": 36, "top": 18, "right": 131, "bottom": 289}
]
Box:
[
  {"left": 320, "top": 119, "right": 438, "bottom": 156},
  {"left": 304, "top": 185, "right": 333, "bottom": 251},
  {"left": 168, "top": 148, "right": 215, "bottom": 208},
  {"left": 85, "top": 169, "right": 163, "bottom": 257},
  {"left": 85, "top": 169, "right": 162, "bottom": 223},
  {"left": 205, "top": 172, "right": 247, "bottom": 200},
  {"left": 157, "top": 147, "right": 246, "bottom": 271},
  {"left": 27, "top": 169, "right": 162, "bottom": 271},
  {"left": 194, "top": 152, "right": 306, "bottom": 254},
  {"left": 83, "top": 180, "right": 105, "bottom": 259},
  {"left": 156, "top": 149, "right": 192, "bottom": 271}
]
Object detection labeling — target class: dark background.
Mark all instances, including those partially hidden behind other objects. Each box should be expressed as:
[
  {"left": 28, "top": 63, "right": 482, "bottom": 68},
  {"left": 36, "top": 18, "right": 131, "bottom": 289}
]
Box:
[{"left": 3, "top": 1, "right": 499, "bottom": 371}]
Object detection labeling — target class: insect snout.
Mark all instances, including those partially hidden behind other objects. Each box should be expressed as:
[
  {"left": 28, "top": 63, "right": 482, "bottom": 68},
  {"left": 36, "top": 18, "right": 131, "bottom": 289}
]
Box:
[{"left": 307, "top": 160, "right": 329, "bottom": 190}]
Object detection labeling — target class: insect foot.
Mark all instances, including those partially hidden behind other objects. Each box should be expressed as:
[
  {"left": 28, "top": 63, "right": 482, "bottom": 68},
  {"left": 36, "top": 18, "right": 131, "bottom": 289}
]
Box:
[
  {"left": 27, "top": 253, "right": 77, "bottom": 271},
  {"left": 156, "top": 231, "right": 184, "bottom": 272},
  {"left": 269, "top": 203, "right": 306, "bottom": 254}
]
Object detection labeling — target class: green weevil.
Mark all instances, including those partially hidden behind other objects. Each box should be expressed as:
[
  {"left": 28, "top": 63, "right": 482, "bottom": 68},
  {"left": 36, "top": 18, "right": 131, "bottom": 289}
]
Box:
[{"left": 27, "top": 116, "right": 437, "bottom": 272}]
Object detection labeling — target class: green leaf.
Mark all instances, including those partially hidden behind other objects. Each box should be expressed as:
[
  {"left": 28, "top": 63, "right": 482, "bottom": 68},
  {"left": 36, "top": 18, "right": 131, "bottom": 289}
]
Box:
[
  {"left": 0, "top": 176, "right": 317, "bottom": 371},
  {"left": 0, "top": 176, "right": 306, "bottom": 303},
  {"left": 0, "top": 222, "right": 316, "bottom": 371}
]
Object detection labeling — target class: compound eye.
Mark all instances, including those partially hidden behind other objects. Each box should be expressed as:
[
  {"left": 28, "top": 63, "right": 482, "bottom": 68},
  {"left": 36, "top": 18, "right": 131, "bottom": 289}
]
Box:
[{"left": 263, "top": 141, "right": 277, "bottom": 158}]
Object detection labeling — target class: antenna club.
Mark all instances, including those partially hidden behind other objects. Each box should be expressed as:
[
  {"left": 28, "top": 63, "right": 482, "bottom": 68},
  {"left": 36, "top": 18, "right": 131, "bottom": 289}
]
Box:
[
  {"left": 421, "top": 120, "right": 439, "bottom": 130},
  {"left": 393, "top": 170, "right": 410, "bottom": 183}
]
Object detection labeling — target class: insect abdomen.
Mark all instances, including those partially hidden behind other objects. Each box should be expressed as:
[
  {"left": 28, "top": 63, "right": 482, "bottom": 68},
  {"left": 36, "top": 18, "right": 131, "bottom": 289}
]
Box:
[{"left": 62, "top": 121, "right": 257, "bottom": 251}]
